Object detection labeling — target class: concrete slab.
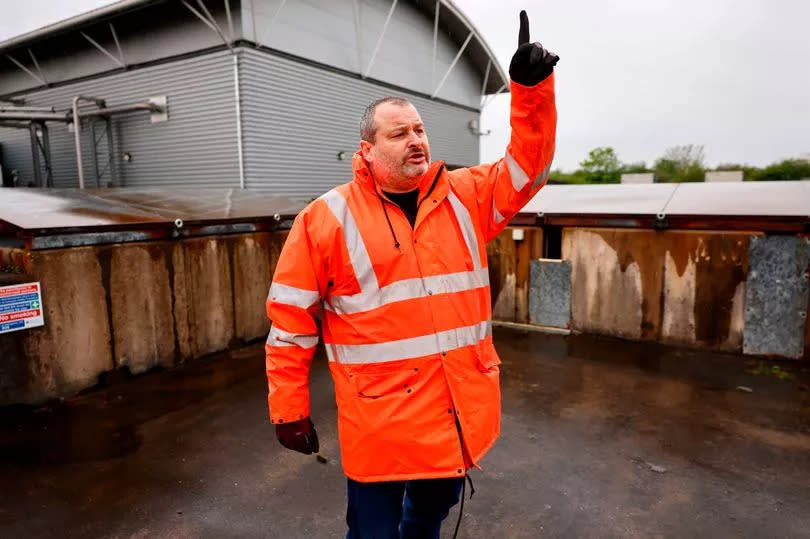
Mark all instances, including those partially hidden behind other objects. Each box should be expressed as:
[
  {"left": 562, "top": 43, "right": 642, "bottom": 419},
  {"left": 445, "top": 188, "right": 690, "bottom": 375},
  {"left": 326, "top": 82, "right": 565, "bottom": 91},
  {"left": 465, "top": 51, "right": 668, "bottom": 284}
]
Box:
[
  {"left": 744, "top": 236, "right": 809, "bottom": 359},
  {"left": 172, "top": 238, "right": 235, "bottom": 360},
  {"left": 1, "top": 330, "right": 809, "bottom": 538},
  {"left": 109, "top": 243, "right": 175, "bottom": 373},
  {"left": 231, "top": 233, "right": 279, "bottom": 343},
  {"left": 12, "top": 248, "right": 113, "bottom": 404},
  {"left": 529, "top": 259, "right": 571, "bottom": 328}
]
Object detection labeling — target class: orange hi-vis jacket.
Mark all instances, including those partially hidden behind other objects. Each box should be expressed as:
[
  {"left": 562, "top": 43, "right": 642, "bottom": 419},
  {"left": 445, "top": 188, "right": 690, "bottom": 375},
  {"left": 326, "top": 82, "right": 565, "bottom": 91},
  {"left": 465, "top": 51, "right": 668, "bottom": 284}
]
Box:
[{"left": 265, "top": 75, "right": 556, "bottom": 482}]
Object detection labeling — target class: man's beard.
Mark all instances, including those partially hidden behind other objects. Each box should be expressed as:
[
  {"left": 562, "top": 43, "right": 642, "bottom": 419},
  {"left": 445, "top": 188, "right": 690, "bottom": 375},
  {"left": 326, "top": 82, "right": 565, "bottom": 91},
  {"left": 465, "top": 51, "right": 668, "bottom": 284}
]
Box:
[
  {"left": 372, "top": 147, "right": 431, "bottom": 192},
  {"left": 400, "top": 147, "right": 430, "bottom": 177},
  {"left": 401, "top": 161, "right": 428, "bottom": 178}
]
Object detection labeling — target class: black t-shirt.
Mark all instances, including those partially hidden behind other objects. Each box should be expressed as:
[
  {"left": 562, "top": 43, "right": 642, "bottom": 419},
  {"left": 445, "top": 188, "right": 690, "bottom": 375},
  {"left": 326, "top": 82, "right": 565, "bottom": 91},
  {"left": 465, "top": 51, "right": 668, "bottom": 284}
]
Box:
[{"left": 383, "top": 189, "right": 419, "bottom": 228}]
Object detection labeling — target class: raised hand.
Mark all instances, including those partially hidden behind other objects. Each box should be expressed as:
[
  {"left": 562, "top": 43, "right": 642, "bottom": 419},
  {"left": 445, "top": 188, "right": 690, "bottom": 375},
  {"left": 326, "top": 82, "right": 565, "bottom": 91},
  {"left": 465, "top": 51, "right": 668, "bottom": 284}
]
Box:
[{"left": 509, "top": 10, "right": 559, "bottom": 86}]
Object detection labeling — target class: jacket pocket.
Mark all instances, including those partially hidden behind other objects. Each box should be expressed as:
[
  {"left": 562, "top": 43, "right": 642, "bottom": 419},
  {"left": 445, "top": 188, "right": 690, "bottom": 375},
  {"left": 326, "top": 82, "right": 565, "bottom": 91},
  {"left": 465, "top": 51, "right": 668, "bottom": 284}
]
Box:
[
  {"left": 475, "top": 341, "right": 502, "bottom": 373},
  {"left": 350, "top": 366, "right": 420, "bottom": 399}
]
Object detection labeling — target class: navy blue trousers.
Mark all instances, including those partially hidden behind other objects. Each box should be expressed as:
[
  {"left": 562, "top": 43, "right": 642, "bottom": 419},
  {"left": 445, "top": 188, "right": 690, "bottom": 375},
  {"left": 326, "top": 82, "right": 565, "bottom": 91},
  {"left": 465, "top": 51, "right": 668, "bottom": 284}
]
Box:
[{"left": 346, "top": 476, "right": 464, "bottom": 539}]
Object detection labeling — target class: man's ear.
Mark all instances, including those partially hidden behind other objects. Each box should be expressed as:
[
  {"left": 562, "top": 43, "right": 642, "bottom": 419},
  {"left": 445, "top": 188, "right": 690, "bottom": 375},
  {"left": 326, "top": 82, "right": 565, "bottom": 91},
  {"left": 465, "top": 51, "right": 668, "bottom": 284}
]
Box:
[{"left": 359, "top": 140, "right": 373, "bottom": 162}]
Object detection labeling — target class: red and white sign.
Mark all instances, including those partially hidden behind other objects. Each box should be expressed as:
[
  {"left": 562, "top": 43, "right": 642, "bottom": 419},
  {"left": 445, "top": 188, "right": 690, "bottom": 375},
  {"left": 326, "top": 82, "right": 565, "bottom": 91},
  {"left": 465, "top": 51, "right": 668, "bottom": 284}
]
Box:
[{"left": 0, "top": 282, "right": 45, "bottom": 334}]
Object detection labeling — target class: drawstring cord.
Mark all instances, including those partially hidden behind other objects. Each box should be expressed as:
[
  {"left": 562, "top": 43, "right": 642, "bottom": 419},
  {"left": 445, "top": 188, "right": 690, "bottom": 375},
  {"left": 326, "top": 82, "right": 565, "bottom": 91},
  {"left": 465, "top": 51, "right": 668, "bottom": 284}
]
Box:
[
  {"left": 378, "top": 194, "right": 401, "bottom": 250},
  {"left": 452, "top": 474, "right": 475, "bottom": 539}
]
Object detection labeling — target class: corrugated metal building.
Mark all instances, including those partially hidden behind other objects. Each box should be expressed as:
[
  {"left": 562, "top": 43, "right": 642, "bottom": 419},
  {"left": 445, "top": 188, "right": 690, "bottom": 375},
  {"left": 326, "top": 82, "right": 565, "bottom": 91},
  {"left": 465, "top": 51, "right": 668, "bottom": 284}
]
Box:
[{"left": 0, "top": 0, "right": 506, "bottom": 198}]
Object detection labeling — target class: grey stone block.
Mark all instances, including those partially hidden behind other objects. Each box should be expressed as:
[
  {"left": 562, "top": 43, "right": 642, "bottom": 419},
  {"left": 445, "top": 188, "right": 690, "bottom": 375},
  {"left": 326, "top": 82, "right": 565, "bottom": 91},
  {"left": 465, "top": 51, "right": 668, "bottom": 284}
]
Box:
[
  {"left": 743, "top": 236, "right": 809, "bottom": 358},
  {"left": 529, "top": 259, "right": 571, "bottom": 328}
]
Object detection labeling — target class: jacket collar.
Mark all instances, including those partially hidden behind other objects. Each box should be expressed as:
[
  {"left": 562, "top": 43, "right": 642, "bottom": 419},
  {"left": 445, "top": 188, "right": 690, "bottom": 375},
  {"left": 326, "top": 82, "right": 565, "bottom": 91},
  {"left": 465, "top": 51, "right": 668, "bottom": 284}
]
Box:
[{"left": 351, "top": 150, "right": 446, "bottom": 203}]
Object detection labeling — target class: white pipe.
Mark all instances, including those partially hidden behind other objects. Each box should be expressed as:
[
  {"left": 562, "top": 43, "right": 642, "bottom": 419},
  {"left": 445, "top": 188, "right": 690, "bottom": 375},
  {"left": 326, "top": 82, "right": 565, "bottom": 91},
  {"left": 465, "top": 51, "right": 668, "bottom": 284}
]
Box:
[
  {"left": 71, "top": 95, "right": 106, "bottom": 189},
  {"left": 233, "top": 55, "right": 245, "bottom": 189},
  {"left": 73, "top": 96, "right": 85, "bottom": 189}
]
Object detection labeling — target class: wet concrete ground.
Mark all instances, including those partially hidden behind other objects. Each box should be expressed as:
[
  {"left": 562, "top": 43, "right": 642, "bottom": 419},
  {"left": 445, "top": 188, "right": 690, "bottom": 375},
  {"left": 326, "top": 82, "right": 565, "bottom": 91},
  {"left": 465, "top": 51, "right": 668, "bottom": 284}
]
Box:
[{"left": 1, "top": 329, "right": 809, "bottom": 538}]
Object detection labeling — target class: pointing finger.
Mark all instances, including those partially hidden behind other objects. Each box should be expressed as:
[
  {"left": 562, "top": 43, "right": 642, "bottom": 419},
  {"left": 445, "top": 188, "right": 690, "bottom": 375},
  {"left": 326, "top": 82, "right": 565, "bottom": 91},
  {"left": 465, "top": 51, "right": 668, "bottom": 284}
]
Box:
[{"left": 519, "top": 10, "right": 530, "bottom": 46}]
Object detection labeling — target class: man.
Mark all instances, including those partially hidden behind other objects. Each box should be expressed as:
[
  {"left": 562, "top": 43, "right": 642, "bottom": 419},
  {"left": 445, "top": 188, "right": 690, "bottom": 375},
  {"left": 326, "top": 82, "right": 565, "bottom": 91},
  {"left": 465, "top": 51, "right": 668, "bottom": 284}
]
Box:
[{"left": 265, "top": 11, "right": 557, "bottom": 538}]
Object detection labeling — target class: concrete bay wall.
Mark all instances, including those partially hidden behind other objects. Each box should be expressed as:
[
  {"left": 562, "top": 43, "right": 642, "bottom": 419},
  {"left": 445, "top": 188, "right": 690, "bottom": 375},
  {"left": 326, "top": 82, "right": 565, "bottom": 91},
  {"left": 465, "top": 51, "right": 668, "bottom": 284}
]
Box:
[
  {"left": 562, "top": 228, "right": 752, "bottom": 351},
  {"left": 488, "top": 226, "right": 810, "bottom": 359},
  {"left": 0, "top": 232, "right": 285, "bottom": 406},
  {"left": 486, "top": 228, "right": 544, "bottom": 324}
]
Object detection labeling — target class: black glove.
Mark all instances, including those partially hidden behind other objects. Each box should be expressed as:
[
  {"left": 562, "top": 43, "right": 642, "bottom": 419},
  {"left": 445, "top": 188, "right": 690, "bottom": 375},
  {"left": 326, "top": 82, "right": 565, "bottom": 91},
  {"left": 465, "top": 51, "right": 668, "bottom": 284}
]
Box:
[
  {"left": 509, "top": 10, "right": 559, "bottom": 86},
  {"left": 275, "top": 417, "right": 319, "bottom": 455}
]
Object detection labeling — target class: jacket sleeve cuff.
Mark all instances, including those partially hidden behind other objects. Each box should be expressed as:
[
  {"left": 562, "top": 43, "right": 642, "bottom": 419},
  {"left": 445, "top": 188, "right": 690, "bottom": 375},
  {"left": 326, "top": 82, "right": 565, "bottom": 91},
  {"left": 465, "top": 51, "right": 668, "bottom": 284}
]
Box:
[{"left": 509, "top": 72, "right": 555, "bottom": 106}]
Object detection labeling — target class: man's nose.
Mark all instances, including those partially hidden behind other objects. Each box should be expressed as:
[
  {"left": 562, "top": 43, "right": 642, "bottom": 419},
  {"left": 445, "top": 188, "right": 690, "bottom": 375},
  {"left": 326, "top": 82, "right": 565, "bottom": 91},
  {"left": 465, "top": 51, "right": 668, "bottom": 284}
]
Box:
[{"left": 406, "top": 132, "right": 422, "bottom": 147}]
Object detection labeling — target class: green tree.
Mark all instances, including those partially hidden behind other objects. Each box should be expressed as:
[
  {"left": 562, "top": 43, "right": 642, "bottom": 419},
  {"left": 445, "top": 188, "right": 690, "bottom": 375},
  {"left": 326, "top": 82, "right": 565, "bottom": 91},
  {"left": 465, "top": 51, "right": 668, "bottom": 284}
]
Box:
[
  {"left": 747, "top": 159, "right": 810, "bottom": 181},
  {"left": 620, "top": 161, "right": 649, "bottom": 173},
  {"left": 579, "top": 147, "right": 621, "bottom": 183},
  {"left": 654, "top": 145, "right": 705, "bottom": 183}
]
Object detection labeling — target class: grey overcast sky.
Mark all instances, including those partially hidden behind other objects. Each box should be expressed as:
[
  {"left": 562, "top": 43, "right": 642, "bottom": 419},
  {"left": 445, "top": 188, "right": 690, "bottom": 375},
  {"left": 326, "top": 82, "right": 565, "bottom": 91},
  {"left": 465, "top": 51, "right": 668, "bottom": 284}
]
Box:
[{"left": 2, "top": 0, "right": 809, "bottom": 171}]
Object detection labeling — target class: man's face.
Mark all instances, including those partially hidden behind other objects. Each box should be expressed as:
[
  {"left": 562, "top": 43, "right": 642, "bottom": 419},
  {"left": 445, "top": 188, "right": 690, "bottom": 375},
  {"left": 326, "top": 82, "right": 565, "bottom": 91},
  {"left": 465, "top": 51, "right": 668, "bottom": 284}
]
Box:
[{"left": 361, "top": 102, "right": 431, "bottom": 193}]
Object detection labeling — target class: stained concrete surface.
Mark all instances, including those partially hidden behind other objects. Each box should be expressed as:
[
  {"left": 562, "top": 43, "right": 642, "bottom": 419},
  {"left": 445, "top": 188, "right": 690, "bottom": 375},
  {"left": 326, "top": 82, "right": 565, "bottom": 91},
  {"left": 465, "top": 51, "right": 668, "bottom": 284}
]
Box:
[{"left": 1, "top": 329, "right": 809, "bottom": 538}]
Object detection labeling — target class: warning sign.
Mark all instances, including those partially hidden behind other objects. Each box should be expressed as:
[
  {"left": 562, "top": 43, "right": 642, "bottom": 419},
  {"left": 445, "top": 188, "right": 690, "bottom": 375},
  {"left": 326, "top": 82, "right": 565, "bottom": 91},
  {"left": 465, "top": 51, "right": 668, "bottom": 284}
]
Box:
[{"left": 0, "top": 282, "right": 45, "bottom": 334}]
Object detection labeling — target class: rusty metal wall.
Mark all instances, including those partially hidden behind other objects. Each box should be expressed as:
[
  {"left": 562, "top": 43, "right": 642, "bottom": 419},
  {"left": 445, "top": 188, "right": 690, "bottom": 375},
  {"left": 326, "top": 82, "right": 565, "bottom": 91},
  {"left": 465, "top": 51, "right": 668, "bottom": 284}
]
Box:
[
  {"left": 486, "top": 227, "right": 543, "bottom": 324},
  {"left": 561, "top": 228, "right": 752, "bottom": 351},
  {"left": 0, "top": 231, "right": 285, "bottom": 406}
]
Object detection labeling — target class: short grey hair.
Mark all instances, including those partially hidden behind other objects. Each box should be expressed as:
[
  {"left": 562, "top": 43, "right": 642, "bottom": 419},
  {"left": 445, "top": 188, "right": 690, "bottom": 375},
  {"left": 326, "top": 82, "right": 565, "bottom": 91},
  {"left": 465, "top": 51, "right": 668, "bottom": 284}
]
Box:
[{"left": 360, "top": 96, "right": 413, "bottom": 142}]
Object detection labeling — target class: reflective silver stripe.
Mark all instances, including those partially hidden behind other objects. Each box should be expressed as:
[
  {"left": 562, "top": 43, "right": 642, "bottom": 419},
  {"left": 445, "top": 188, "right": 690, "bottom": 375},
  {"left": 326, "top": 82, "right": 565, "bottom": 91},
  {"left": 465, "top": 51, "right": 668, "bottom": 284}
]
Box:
[
  {"left": 267, "top": 325, "right": 319, "bottom": 349},
  {"left": 327, "top": 268, "right": 490, "bottom": 314},
  {"left": 320, "top": 189, "right": 379, "bottom": 292},
  {"left": 321, "top": 187, "right": 486, "bottom": 315},
  {"left": 330, "top": 320, "right": 492, "bottom": 364},
  {"left": 505, "top": 151, "right": 530, "bottom": 192},
  {"left": 447, "top": 191, "right": 481, "bottom": 270},
  {"left": 267, "top": 282, "right": 320, "bottom": 309},
  {"left": 492, "top": 201, "right": 506, "bottom": 225},
  {"left": 532, "top": 161, "right": 552, "bottom": 191}
]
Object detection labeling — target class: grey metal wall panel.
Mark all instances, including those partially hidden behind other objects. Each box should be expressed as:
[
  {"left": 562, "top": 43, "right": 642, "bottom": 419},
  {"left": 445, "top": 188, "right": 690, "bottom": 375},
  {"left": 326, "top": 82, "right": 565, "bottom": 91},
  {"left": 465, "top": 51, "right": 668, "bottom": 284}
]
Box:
[
  {"left": 1, "top": 51, "right": 240, "bottom": 189},
  {"left": 239, "top": 47, "right": 479, "bottom": 200},
  {"left": 244, "top": 0, "right": 481, "bottom": 108},
  {"left": 0, "top": 1, "right": 241, "bottom": 95}
]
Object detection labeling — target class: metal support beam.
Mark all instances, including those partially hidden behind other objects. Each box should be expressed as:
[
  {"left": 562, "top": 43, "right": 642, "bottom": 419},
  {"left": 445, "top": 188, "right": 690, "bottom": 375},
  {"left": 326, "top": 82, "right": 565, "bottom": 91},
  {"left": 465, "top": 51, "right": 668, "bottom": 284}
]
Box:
[
  {"left": 481, "top": 83, "right": 507, "bottom": 109},
  {"left": 181, "top": 0, "right": 233, "bottom": 52},
  {"left": 29, "top": 123, "right": 42, "bottom": 187},
  {"left": 27, "top": 49, "right": 47, "bottom": 85},
  {"left": 363, "top": 0, "right": 398, "bottom": 79},
  {"left": 0, "top": 121, "right": 33, "bottom": 129},
  {"left": 90, "top": 120, "right": 101, "bottom": 188},
  {"left": 105, "top": 117, "right": 116, "bottom": 187},
  {"left": 109, "top": 23, "right": 127, "bottom": 68},
  {"left": 196, "top": 0, "right": 233, "bottom": 48},
  {"left": 0, "top": 111, "right": 68, "bottom": 122},
  {"left": 431, "top": 30, "right": 473, "bottom": 98},
  {"left": 0, "top": 106, "right": 55, "bottom": 113},
  {"left": 5, "top": 54, "right": 46, "bottom": 86},
  {"left": 352, "top": 0, "right": 363, "bottom": 73},
  {"left": 480, "top": 59, "right": 492, "bottom": 98},
  {"left": 81, "top": 102, "right": 161, "bottom": 118},
  {"left": 432, "top": 0, "right": 439, "bottom": 87},
  {"left": 224, "top": 0, "right": 234, "bottom": 41},
  {"left": 41, "top": 123, "right": 53, "bottom": 187},
  {"left": 259, "top": 0, "right": 288, "bottom": 44},
  {"left": 81, "top": 31, "right": 125, "bottom": 68}
]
